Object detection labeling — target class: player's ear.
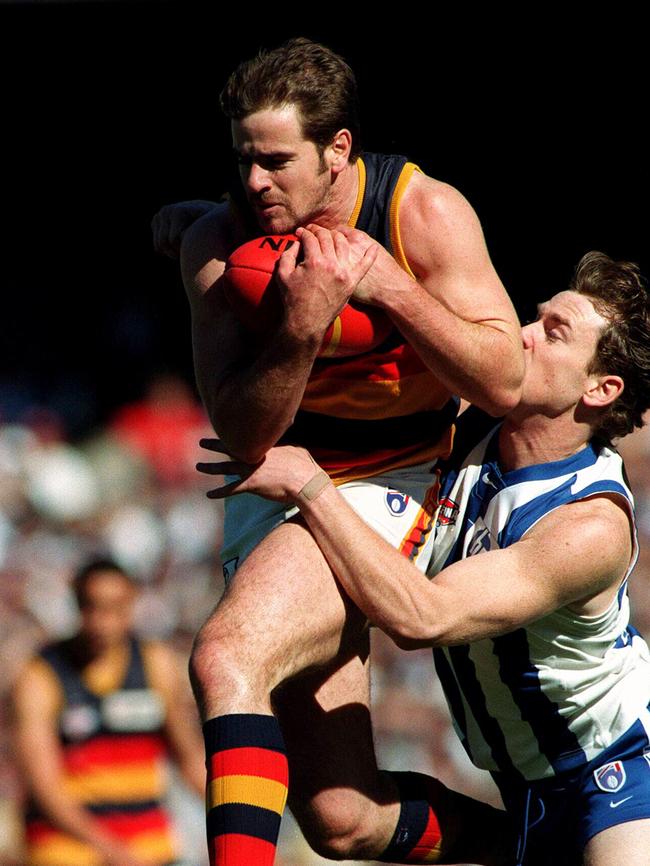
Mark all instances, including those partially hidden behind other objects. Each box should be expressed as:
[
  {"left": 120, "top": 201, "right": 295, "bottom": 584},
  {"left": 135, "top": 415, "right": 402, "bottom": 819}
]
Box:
[
  {"left": 326, "top": 129, "right": 352, "bottom": 175},
  {"left": 583, "top": 373, "right": 624, "bottom": 410}
]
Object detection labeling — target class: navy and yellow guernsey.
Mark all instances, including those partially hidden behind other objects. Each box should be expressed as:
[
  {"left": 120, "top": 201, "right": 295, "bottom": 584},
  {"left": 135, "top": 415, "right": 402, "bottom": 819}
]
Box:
[
  {"left": 277, "top": 152, "right": 457, "bottom": 482},
  {"left": 25, "top": 638, "right": 176, "bottom": 866}
]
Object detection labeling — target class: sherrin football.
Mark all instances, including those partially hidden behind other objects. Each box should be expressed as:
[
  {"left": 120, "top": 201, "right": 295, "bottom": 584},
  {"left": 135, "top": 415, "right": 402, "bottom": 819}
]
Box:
[{"left": 222, "top": 234, "right": 393, "bottom": 358}]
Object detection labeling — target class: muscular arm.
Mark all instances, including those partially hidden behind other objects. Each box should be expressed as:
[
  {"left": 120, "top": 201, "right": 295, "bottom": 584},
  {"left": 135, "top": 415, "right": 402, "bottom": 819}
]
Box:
[
  {"left": 297, "top": 489, "right": 631, "bottom": 648},
  {"left": 345, "top": 174, "right": 525, "bottom": 415},
  {"left": 199, "top": 444, "right": 632, "bottom": 649},
  {"left": 12, "top": 660, "right": 147, "bottom": 866},
  {"left": 182, "top": 213, "right": 376, "bottom": 462}
]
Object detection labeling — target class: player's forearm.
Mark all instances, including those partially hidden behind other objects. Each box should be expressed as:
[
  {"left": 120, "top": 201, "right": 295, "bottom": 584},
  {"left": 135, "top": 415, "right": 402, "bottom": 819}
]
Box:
[
  {"left": 27, "top": 784, "right": 130, "bottom": 860},
  {"left": 192, "top": 315, "right": 320, "bottom": 463},
  {"left": 291, "top": 480, "right": 460, "bottom": 648},
  {"left": 378, "top": 275, "right": 524, "bottom": 416}
]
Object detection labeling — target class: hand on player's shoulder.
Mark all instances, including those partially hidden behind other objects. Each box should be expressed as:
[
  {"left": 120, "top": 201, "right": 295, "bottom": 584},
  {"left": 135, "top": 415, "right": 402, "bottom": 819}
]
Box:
[{"left": 151, "top": 199, "right": 220, "bottom": 259}]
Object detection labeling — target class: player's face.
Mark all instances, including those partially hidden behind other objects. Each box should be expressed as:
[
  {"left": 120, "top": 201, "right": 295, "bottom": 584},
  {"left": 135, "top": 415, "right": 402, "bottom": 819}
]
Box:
[
  {"left": 78, "top": 570, "right": 136, "bottom": 652},
  {"left": 232, "top": 105, "right": 332, "bottom": 234},
  {"left": 518, "top": 291, "right": 608, "bottom": 416}
]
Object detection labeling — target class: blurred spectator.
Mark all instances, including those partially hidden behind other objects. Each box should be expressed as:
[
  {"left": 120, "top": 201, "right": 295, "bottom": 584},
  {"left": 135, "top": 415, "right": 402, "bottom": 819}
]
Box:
[
  {"left": 109, "top": 375, "right": 212, "bottom": 486},
  {"left": 11, "top": 559, "right": 206, "bottom": 866}
]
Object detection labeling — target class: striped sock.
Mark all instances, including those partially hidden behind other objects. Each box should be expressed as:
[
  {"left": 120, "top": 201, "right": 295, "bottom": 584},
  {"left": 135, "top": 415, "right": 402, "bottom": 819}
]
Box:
[
  {"left": 378, "top": 771, "right": 443, "bottom": 863},
  {"left": 203, "top": 714, "right": 288, "bottom": 865}
]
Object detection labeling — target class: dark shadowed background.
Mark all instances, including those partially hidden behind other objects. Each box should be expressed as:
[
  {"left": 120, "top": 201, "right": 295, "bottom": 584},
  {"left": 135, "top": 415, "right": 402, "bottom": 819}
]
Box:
[{"left": 4, "top": 2, "right": 647, "bottom": 436}]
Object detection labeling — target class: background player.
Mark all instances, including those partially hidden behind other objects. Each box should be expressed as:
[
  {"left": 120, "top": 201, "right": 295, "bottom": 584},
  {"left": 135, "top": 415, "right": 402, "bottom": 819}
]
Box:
[
  {"left": 199, "top": 251, "right": 650, "bottom": 865},
  {"left": 153, "top": 37, "right": 524, "bottom": 864},
  {"left": 13, "top": 559, "right": 206, "bottom": 866}
]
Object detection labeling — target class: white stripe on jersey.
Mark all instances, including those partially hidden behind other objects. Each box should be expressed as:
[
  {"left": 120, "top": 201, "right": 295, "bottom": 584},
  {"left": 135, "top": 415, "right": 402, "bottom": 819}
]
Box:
[{"left": 429, "top": 419, "right": 650, "bottom": 781}]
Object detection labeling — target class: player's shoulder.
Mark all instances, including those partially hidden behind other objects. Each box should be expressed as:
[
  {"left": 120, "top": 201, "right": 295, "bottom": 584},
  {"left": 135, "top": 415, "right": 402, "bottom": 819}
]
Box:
[
  {"left": 13, "top": 653, "right": 65, "bottom": 715},
  {"left": 398, "top": 170, "right": 486, "bottom": 275},
  {"left": 401, "top": 170, "right": 479, "bottom": 229},
  {"left": 527, "top": 490, "right": 633, "bottom": 573}
]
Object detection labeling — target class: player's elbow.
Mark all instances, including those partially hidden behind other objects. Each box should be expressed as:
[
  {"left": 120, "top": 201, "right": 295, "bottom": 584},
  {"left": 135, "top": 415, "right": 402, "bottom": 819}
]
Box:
[
  {"left": 481, "top": 382, "right": 522, "bottom": 417},
  {"left": 385, "top": 602, "right": 466, "bottom": 649},
  {"left": 383, "top": 617, "right": 448, "bottom": 651},
  {"left": 476, "top": 355, "right": 524, "bottom": 416}
]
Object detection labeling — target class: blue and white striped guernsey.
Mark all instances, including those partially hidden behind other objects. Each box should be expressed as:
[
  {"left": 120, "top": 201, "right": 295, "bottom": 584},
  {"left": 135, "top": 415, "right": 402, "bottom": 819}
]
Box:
[{"left": 429, "top": 408, "right": 650, "bottom": 783}]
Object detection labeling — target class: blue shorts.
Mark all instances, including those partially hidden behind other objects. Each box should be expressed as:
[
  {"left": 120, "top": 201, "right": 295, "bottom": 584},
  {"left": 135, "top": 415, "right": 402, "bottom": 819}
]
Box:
[{"left": 493, "top": 707, "right": 650, "bottom": 865}]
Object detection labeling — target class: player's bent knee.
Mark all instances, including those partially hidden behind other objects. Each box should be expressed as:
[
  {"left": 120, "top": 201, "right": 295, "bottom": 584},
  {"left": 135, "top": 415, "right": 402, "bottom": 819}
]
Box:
[{"left": 188, "top": 623, "right": 251, "bottom": 706}]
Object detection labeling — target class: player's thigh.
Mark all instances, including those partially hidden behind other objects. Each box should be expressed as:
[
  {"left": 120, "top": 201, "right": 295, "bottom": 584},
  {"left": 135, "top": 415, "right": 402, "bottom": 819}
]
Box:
[
  {"left": 200, "top": 517, "right": 366, "bottom": 684},
  {"left": 583, "top": 818, "right": 650, "bottom": 865}
]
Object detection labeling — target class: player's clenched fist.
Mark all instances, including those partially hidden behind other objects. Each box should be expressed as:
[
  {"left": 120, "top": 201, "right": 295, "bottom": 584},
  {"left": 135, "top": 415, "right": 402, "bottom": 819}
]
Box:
[{"left": 275, "top": 225, "right": 378, "bottom": 345}]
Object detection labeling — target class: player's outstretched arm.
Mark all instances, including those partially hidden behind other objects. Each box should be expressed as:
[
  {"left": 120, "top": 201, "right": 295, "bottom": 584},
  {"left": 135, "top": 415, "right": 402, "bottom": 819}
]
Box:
[
  {"left": 198, "top": 442, "right": 632, "bottom": 647},
  {"left": 12, "top": 660, "right": 149, "bottom": 866},
  {"left": 338, "top": 174, "right": 525, "bottom": 416},
  {"left": 182, "top": 216, "right": 377, "bottom": 463}
]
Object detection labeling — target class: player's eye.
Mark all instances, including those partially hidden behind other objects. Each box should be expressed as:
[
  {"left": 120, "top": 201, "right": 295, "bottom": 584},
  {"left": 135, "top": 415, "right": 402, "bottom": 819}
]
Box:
[{"left": 262, "top": 159, "right": 288, "bottom": 171}]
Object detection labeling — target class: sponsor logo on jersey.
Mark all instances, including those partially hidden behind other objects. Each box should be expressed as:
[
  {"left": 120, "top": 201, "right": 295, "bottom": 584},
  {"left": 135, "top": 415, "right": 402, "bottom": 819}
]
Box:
[
  {"left": 594, "top": 760, "right": 626, "bottom": 793},
  {"left": 102, "top": 690, "right": 165, "bottom": 732},
  {"left": 61, "top": 704, "right": 102, "bottom": 740},
  {"left": 437, "top": 497, "right": 459, "bottom": 526},
  {"left": 385, "top": 490, "right": 410, "bottom": 516}
]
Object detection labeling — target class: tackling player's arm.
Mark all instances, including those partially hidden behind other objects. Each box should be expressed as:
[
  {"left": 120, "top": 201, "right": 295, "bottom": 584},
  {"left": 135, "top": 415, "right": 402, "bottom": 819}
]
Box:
[
  {"left": 340, "top": 174, "right": 524, "bottom": 416},
  {"left": 182, "top": 213, "right": 377, "bottom": 463},
  {"left": 151, "top": 199, "right": 220, "bottom": 258},
  {"left": 12, "top": 659, "right": 149, "bottom": 866},
  {"left": 198, "top": 443, "right": 632, "bottom": 648}
]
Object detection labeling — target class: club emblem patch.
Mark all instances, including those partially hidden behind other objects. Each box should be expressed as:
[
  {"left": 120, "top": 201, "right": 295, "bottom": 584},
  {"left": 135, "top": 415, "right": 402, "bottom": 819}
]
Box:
[
  {"left": 385, "top": 490, "right": 410, "bottom": 516},
  {"left": 594, "top": 760, "right": 627, "bottom": 793}
]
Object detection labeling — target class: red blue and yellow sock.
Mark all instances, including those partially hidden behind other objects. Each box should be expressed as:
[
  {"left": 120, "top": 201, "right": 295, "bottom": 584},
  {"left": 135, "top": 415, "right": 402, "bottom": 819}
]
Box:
[
  {"left": 378, "top": 771, "right": 443, "bottom": 863},
  {"left": 203, "top": 714, "right": 288, "bottom": 865}
]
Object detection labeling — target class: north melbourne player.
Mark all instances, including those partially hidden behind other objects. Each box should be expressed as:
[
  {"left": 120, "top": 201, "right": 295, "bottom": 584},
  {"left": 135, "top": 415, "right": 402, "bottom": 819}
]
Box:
[{"left": 200, "top": 251, "right": 650, "bottom": 866}]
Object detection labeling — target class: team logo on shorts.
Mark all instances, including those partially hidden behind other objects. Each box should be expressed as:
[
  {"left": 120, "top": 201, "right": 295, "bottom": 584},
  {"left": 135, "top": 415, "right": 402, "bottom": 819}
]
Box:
[
  {"left": 594, "top": 760, "right": 627, "bottom": 793},
  {"left": 437, "top": 497, "right": 459, "bottom": 526},
  {"left": 385, "top": 490, "right": 410, "bottom": 516}
]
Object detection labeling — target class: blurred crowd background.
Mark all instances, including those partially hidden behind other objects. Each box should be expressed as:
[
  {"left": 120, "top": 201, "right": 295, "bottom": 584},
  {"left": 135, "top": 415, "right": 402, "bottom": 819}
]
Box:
[{"left": 1, "top": 370, "right": 649, "bottom": 865}]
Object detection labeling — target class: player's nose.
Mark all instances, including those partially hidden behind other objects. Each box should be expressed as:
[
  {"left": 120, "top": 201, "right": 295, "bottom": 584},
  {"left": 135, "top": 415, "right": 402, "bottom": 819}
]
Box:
[
  {"left": 246, "top": 163, "right": 272, "bottom": 193},
  {"left": 521, "top": 321, "right": 536, "bottom": 349}
]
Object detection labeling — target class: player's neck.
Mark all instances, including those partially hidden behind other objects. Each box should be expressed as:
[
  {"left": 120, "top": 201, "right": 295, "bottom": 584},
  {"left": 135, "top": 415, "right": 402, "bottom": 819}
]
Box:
[
  {"left": 498, "top": 413, "right": 593, "bottom": 472},
  {"left": 313, "top": 160, "right": 360, "bottom": 229}
]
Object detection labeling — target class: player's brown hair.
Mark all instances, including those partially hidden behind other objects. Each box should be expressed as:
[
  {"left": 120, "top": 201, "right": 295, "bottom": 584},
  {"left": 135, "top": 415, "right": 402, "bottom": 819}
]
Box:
[
  {"left": 573, "top": 251, "right": 650, "bottom": 443},
  {"left": 220, "top": 37, "right": 362, "bottom": 161}
]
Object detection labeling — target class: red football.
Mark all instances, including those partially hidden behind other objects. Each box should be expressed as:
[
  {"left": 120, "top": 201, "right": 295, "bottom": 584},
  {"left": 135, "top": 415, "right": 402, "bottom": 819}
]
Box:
[{"left": 222, "top": 234, "right": 393, "bottom": 358}]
